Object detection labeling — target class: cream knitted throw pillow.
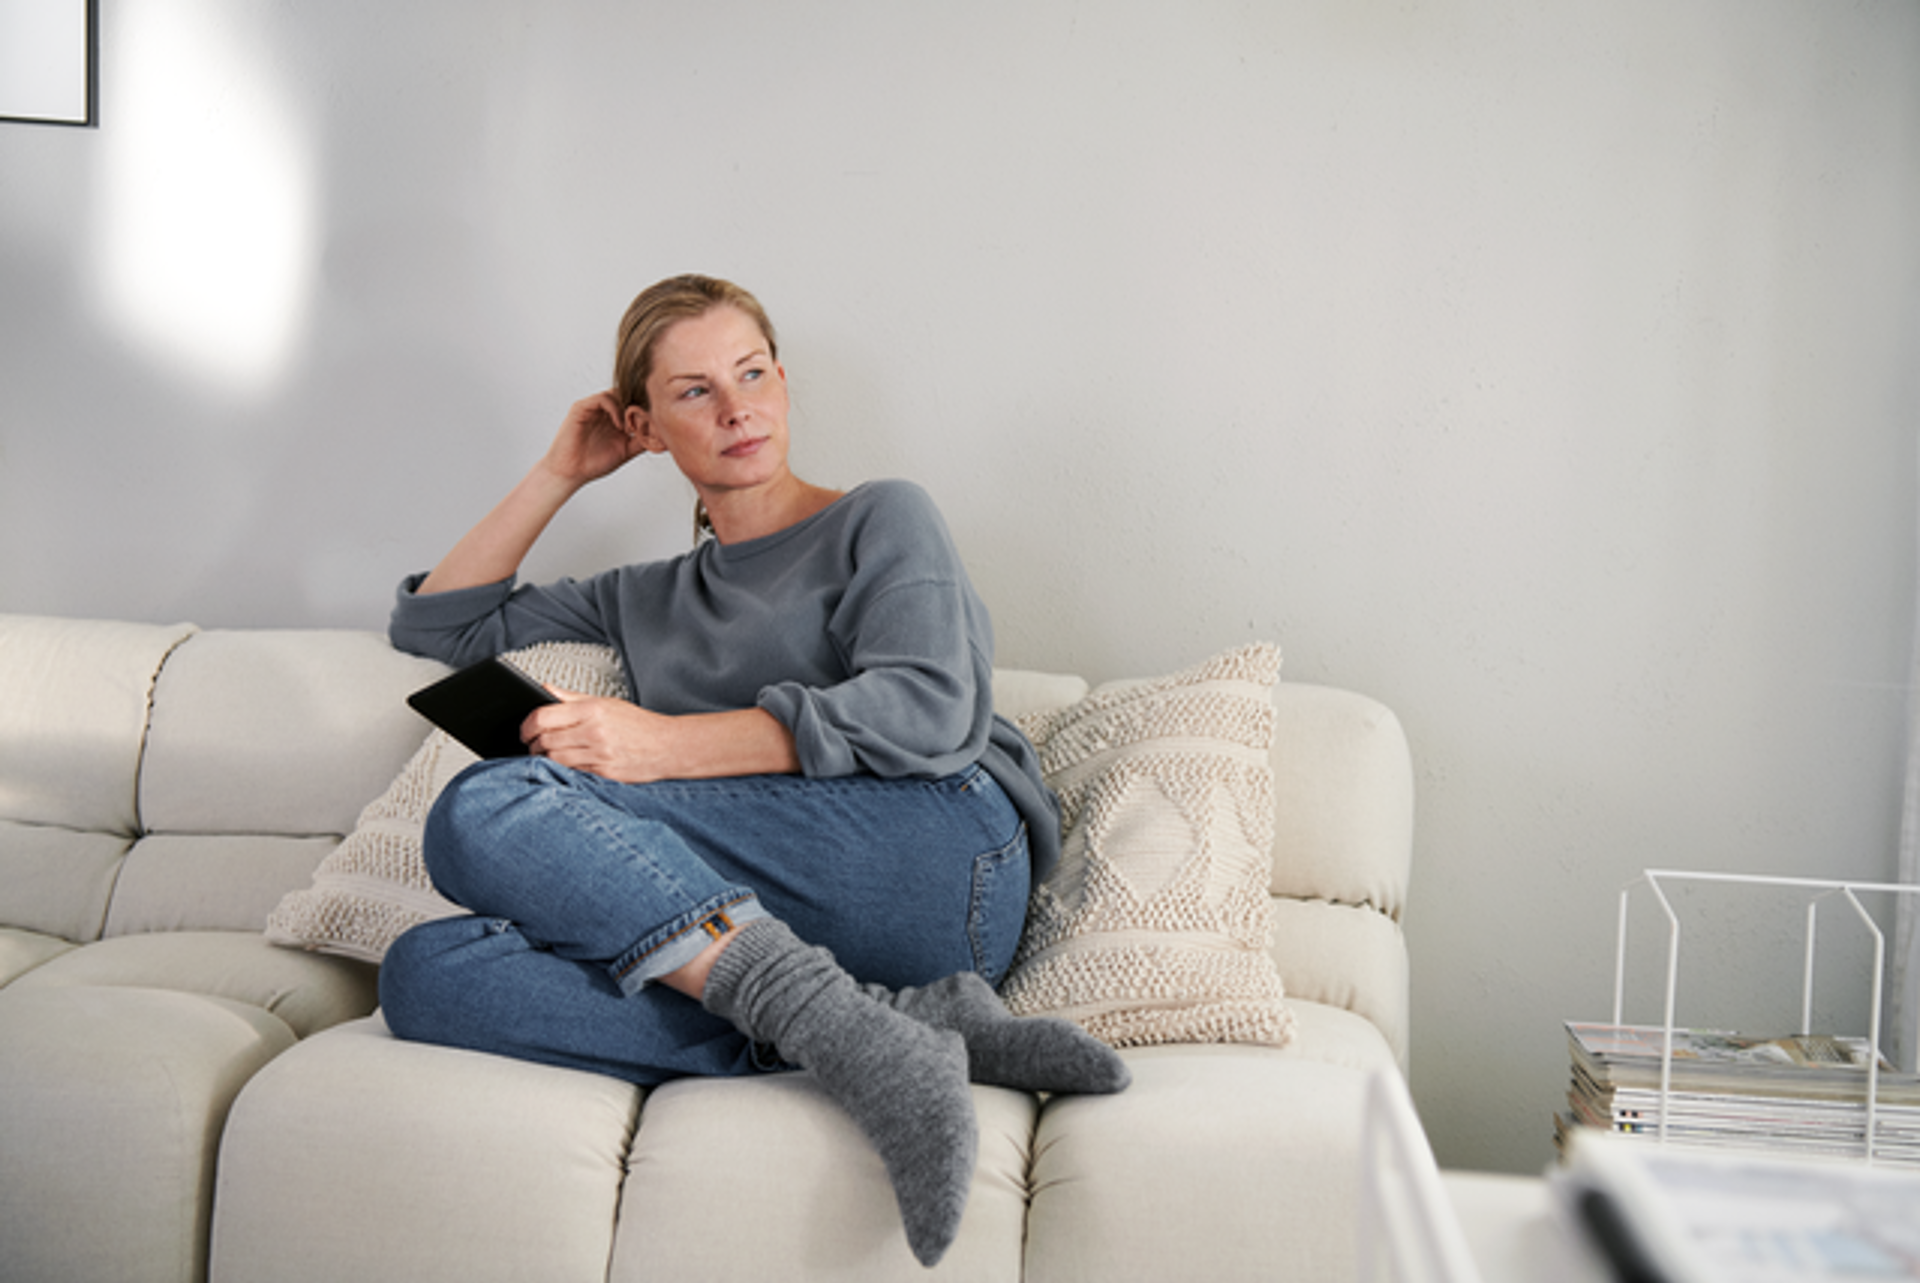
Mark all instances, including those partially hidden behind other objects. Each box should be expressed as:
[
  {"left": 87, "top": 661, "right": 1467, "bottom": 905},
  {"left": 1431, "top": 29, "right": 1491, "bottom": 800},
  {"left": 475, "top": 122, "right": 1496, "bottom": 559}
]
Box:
[
  {"left": 999, "top": 642, "right": 1294, "bottom": 1049},
  {"left": 265, "top": 642, "right": 630, "bottom": 963}
]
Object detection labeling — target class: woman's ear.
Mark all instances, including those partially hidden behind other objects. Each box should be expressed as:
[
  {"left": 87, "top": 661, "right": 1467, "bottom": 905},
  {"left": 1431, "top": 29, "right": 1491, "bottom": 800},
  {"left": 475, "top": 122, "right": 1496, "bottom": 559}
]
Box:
[{"left": 624, "top": 404, "right": 668, "bottom": 454}]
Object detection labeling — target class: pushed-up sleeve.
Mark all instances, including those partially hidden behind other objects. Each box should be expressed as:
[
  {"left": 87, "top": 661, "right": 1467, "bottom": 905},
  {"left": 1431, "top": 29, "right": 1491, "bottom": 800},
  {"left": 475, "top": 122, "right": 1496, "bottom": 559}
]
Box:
[
  {"left": 755, "top": 484, "right": 997, "bottom": 780},
  {"left": 388, "top": 571, "right": 611, "bottom": 668}
]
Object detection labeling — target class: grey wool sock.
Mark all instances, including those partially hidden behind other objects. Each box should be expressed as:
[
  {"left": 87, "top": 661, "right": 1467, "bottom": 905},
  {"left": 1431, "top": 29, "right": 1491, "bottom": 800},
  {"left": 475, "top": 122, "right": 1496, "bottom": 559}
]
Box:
[
  {"left": 865, "top": 972, "right": 1131, "bottom": 1095},
  {"left": 702, "top": 919, "right": 977, "bottom": 1269}
]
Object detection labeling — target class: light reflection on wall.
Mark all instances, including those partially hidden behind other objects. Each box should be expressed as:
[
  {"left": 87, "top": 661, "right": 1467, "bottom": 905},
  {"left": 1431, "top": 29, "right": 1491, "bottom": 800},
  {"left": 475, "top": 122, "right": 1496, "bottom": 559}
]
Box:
[{"left": 91, "top": 2, "right": 316, "bottom": 399}]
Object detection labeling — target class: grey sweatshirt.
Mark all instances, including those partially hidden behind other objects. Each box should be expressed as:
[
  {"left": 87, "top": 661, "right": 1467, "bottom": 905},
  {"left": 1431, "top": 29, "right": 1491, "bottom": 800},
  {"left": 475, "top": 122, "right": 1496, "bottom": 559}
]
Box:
[{"left": 389, "top": 479, "right": 1061, "bottom": 879}]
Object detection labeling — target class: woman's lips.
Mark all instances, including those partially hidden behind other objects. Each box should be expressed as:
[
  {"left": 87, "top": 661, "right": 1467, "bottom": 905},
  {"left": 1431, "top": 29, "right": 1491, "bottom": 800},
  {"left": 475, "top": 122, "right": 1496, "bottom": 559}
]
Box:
[{"left": 723, "top": 437, "right": 768, "bottom": 458}]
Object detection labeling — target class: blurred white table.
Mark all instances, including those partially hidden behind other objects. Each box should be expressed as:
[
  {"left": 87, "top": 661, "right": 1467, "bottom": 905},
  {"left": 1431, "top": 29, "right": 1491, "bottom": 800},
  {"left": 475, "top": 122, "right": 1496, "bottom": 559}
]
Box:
[{"left": 1440, "top": 1171, "right": 1611, "bottom": 1283}]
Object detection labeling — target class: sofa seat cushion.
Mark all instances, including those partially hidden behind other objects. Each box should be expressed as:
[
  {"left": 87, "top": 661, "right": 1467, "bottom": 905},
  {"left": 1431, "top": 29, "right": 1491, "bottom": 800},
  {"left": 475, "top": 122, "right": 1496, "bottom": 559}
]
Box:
[
  {"left": 0, "top": 985, "right": 296, "bottom": 1283},
  {"left": 610, "top": 1073, "right": 1037, "bottom": 1281},
  {"left": 0, "top": 925, "right": 74, "bottom": 986},
  {"left": 1279, "top": 995, "right": 1405, "bottom": 1073},
  {"left": 211, "top": 1014, "right": 639, "bottom": 1283},
  {"left": 10, "top": 931, "right": 376, "bottom": 1038},
  {"left": 1024, "top": 1033, "right": 1387, "bottom": 1283}
]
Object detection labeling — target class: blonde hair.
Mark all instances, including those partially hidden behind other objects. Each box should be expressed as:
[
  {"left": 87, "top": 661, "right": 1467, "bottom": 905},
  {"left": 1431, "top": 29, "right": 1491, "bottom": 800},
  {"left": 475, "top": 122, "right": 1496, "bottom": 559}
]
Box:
[{"left": 613, "top": 275, "right": 779, "bottom": 541}]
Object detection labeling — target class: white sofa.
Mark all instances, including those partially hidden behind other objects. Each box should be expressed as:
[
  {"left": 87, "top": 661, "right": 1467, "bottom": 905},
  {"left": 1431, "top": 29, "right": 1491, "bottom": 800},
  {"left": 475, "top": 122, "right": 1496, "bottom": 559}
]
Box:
[{"left": 0, "top": 613, "right": 1413, "bottom": 1283}]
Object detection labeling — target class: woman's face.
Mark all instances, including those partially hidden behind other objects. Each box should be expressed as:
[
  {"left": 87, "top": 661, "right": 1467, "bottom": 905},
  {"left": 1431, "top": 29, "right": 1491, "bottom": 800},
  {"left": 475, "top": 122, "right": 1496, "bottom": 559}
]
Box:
[{"left": 625, "top": 305, "right": 791, "bottom": 500}]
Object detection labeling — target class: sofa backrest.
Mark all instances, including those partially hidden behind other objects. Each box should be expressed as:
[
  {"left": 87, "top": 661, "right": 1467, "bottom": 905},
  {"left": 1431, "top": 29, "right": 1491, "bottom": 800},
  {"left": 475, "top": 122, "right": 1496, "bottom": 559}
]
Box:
[
  {"left": 3, "top": 616, "right": 1412, "bottom": 1066},
  {"left": 0, "top": 616, "right": 445, "bottom": 945},
  {"left": 1267, "top": 681, "right": 1413, "bottom": 1067},
  {"left": 122, "top": 627, "right": 448, "bottom": 937},
  {"left": 138, "top": 628, "right": 446, "bottom": 839},
  {"left": 1, "top": 615, "right": 198, "bottom": 942}
]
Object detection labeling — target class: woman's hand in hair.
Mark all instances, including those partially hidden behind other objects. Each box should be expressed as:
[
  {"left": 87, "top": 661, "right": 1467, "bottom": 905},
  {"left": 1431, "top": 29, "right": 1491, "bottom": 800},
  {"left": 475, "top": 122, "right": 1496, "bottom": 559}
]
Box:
[{"left": 540, "top": 391, "right": 648, "bottom": 488}]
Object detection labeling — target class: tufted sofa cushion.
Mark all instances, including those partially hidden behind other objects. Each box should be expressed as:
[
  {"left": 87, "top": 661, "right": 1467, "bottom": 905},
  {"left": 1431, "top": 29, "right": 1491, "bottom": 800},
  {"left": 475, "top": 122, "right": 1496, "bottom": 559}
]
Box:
[{"left": 0, "top": 615, "right": 196, "bottom": 945}]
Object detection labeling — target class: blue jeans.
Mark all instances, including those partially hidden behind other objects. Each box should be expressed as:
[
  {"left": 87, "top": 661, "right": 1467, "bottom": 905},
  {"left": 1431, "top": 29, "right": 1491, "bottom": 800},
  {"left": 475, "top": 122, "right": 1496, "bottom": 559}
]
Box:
[{"left": 379, "top": 757, "right": 1031, "bottom": 1085}]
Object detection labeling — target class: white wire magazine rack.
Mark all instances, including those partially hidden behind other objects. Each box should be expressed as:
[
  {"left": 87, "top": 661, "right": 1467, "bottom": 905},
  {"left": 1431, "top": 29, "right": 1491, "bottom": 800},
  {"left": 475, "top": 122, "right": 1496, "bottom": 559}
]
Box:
[{"left": 1612, "top": 868, "right": 1920, "bottom": 1163}]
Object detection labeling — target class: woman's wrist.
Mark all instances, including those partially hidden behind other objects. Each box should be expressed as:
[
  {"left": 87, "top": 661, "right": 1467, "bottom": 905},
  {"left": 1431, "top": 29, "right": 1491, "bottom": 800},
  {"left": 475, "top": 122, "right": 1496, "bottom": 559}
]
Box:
[
  {"left": 666, "top": 709, "right": 801, "bottom": 780},
  {"left": 526, "top": 456, "right": 592, "bottom": 503}
]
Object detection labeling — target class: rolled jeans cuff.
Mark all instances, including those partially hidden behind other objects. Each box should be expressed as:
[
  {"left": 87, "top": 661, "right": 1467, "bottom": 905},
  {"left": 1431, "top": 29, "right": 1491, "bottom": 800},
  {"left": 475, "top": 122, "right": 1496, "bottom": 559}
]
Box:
[{"left": 612, "top": 892, "right": 768, "bottom": 995}]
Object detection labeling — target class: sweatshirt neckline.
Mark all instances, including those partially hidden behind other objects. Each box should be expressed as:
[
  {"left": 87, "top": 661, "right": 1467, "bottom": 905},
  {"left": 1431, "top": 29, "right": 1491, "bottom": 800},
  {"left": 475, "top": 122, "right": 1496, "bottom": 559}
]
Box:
[{"left": 709, "top": 481, "right": 871, "bottom": 562}]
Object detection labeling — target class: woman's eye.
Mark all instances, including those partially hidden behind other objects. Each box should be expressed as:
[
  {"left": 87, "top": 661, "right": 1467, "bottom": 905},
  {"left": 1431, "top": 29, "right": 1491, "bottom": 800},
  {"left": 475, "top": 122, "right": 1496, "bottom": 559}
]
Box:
[
  {"left": 680, "top": 385, "right": 708, "bottom": 400},
  {"left": 741, "top": 368, "right": 763, "bottom": 383}
]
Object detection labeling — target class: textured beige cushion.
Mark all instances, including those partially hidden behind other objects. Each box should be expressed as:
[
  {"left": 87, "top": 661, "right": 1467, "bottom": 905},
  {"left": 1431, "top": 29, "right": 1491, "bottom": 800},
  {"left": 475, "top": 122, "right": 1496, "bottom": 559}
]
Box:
[
  {"left": 266, "top": 642, "right": 630, "bottom": 963},
  {"left": 1000, "top": 643, "right": 1293, "bottom": 1049}
]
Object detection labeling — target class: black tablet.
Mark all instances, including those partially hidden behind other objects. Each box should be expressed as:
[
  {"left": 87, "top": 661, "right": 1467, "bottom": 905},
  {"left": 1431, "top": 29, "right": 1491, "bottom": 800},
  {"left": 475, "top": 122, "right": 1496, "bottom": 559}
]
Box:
[{"left": 406, "top": 657, "right": 559, "bottom": 759}]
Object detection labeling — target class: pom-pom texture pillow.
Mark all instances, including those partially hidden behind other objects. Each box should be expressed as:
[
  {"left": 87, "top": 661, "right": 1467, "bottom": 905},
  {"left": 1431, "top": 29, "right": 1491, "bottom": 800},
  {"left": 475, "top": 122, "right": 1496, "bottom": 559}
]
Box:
[
  {"left": 999, "top": 642, "right": 1294, "bottom": 1049},
  {"left": 266, "top": 642, "right": 630, "bottom": 963}
]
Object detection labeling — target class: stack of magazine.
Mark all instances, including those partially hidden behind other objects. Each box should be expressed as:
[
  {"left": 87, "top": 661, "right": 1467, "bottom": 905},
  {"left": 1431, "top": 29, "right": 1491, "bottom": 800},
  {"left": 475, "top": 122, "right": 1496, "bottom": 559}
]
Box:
[{"left": 1559, "top": 1022, "right": 1920, "bottom": 1168}]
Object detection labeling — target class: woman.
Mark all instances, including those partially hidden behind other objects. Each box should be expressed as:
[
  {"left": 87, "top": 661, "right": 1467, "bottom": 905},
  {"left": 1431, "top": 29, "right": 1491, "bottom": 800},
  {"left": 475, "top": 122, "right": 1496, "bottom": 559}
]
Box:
[{"left": 378, "top": 275, "right": 1127, "bottom": 1268}]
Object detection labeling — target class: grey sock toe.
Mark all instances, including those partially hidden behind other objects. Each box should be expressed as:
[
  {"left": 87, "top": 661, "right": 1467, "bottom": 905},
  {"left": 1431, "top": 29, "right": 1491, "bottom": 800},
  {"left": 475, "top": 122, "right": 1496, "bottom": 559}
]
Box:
[
  {"left": 704, "top": 920, "right": 978, "bottom": 1267},
  {"left": 873, "top": 972, "right": 1131, "bottom": 1095},
  {"left": 830, "top": 1022, "right": 975, "bottom": 1265}
]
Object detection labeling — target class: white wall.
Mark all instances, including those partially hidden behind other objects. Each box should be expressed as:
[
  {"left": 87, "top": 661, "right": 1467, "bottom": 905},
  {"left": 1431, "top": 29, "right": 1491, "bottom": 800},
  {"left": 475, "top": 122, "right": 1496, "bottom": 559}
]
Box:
[{"left": 3, "top": 0, "right": 1917, "bottom": 1175}]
